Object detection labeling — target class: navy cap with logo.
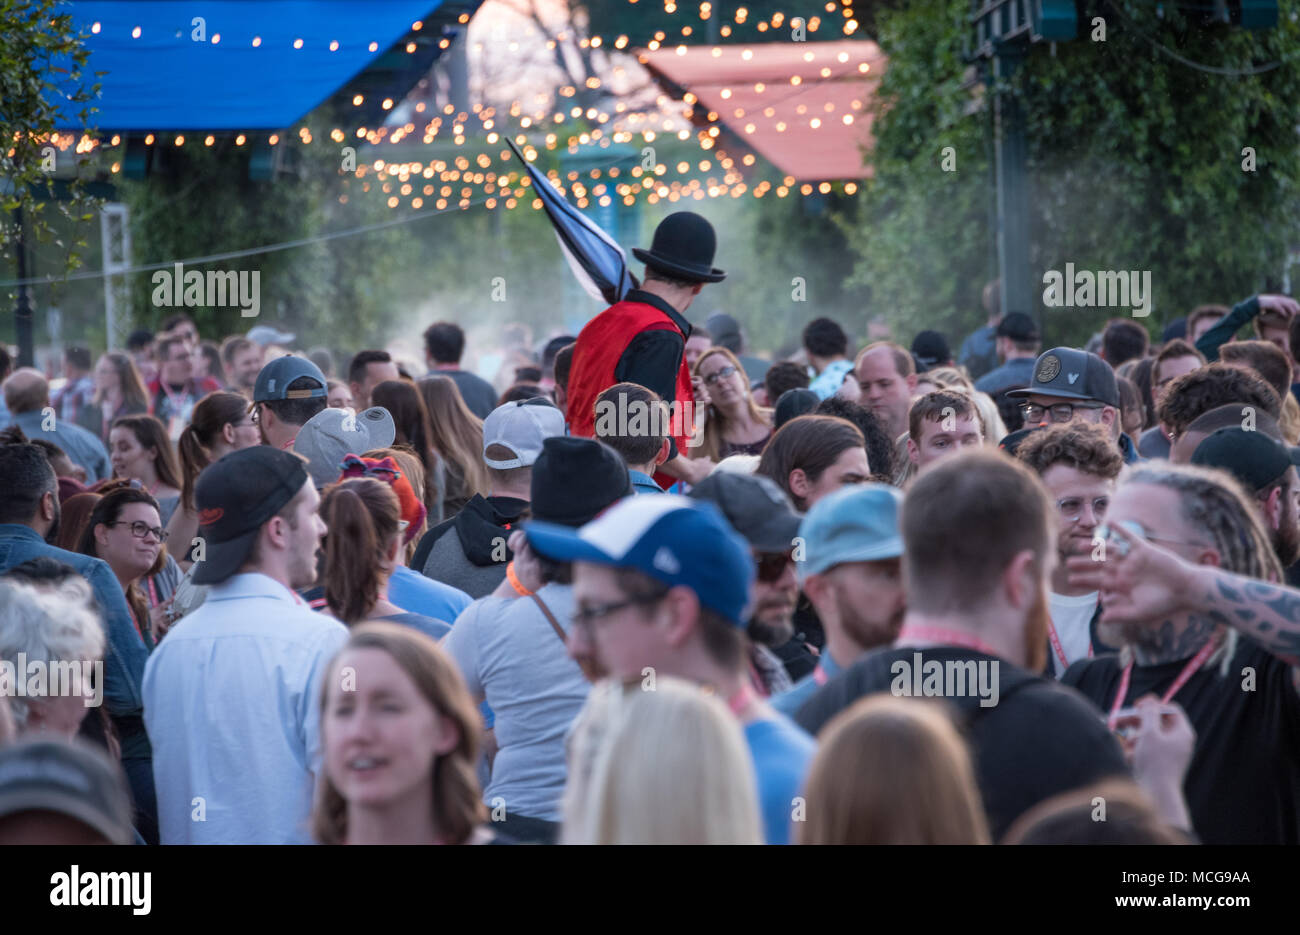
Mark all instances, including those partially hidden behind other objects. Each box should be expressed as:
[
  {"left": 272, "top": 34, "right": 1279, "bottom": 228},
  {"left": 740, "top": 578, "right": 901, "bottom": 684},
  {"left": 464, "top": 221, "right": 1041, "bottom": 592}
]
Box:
[
  {"left": 191, "top": 446, "right": 311, "bottom": 585},
  {"left": 252, "top": 354, "right": 328, "bottom": 404},
  {"left": 1006, "top": 347, "right": 1119, "bottom": 408}
]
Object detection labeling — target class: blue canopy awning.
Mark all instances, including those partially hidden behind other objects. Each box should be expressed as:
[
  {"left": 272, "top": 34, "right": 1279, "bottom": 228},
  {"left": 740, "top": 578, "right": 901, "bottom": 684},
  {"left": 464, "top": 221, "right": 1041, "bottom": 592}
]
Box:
[{"left": 50, "top": 1, "right": 449, "bottom": 131}]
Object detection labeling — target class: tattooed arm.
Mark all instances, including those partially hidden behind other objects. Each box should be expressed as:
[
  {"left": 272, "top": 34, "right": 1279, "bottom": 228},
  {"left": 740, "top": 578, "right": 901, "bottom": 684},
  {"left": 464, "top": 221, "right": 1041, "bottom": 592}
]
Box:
[{"left": 1066, "top": 522, "right": 1300, "bottom": 690}]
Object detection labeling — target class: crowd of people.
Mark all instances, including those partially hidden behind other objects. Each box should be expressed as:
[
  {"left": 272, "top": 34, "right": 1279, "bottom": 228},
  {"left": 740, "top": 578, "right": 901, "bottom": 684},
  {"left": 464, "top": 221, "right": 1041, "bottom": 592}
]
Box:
[{"left": 1, "top": 210, "right": 1299, "bottom": 846}]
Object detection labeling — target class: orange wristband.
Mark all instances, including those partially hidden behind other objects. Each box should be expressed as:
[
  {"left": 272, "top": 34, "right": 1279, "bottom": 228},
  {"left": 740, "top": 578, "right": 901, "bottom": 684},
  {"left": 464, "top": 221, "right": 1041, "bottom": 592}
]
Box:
[{"left": 506, "top": 561, "right": 533, "bottom": 597}]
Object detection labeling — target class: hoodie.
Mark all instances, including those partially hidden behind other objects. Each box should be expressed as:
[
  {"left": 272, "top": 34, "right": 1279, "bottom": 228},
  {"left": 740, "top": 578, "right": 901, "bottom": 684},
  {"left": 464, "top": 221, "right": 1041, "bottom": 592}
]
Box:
[{"left": 411, "top": 494, "right": 530, "bottom": 598}]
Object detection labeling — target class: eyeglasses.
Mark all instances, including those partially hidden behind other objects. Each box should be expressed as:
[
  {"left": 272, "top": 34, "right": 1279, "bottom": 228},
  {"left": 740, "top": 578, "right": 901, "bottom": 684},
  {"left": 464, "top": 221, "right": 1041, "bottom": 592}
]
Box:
[
  {"left": 755, "top": 550, "right": 795, "bottom": 583},
  {"left": 572, "top": 590, "right": 669, "bottom": 630},
  {"left": 108, "top": 520, "right": 169, "bottom": 543},
  {"left": 1020, "top": 402, "right": 1104, "bottom": 424},
  {"left": 1056, "top": 496, "right": 1110, "bottom": 524},
  {"left": 702, "top": 365, "right": 738, "bottom": 387},
  {"left": 1097, "top": 520, "right": 1205, "bottom": 558}
]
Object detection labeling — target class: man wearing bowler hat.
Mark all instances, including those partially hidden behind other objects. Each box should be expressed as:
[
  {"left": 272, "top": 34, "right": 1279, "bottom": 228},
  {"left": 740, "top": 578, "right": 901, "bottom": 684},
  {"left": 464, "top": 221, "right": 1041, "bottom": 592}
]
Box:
[{"left": 566, "top": 211, "right": 726, "bottom": 486}]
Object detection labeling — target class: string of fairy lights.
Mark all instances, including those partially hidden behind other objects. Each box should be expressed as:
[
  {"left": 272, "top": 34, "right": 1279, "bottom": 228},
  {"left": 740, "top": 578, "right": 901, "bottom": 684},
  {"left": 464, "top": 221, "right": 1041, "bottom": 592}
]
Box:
[{"left": 25, "top": 1, "right": 873, "bottom": 212}]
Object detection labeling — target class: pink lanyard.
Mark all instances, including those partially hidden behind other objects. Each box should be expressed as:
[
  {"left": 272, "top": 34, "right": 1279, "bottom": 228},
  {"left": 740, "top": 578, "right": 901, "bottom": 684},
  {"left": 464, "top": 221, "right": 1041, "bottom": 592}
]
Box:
[
  {"left": 812, "top": 664, "right": 829, "bottom": 686},
  {"left": 1107, "top": 638, "right": 1218, "bottom": 730},
  {"left": 896, "top": 625, "right": 1001, "bottom": 657},
  {"left": 1048, "top": 619, "right": 1093, "bottom": 673},
  {"left": 160, "top": 381, "right": 192, "bottom": 417},
  {"left": 727, "top": 683, "right": 757, "bottom": 718}
]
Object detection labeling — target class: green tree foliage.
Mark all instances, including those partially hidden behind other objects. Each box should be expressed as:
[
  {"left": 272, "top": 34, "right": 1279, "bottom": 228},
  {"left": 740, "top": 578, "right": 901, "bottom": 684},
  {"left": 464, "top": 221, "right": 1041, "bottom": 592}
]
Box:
[
  {"left": 0, "top": 0, "right": 100, "bottom": 281},
  {"left": 846, "top": 0, "right": 1300, "bottom": 350}
]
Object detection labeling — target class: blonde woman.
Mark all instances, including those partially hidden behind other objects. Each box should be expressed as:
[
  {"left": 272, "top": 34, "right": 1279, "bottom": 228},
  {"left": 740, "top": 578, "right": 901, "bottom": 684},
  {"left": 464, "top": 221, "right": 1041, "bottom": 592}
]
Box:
[
  {"left": 691, "top": 347, "right": 774, "bottom": 465},
  {"left": 562, "top": 677, "right": 763, "bottom": 845},
  {"left": 797, "top": 695, "right": 991, "bottom": 845},
  {"left": 417, "top": 375, "right": 491, "bottom": 517}
]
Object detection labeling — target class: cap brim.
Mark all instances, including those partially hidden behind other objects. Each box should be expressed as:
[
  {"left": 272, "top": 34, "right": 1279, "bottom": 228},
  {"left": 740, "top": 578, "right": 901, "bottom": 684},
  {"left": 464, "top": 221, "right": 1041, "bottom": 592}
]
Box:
[
  {"left": 631, "top": 248, "right": 726, "bottom": 283},
  {"left": 0, "top": 789, "right": 129, "bottom": 844},
  {"left": 1004, "top": 387, "right": 1096, "bottom": 401},
  {"left": 799, "top": 537, "right": 904, "bottom": 581},
  {"left": 190, "top": 527, "right": 261, "bottom": 585},
  {"left": 523, "top": 519, "right": 617, "bottom": 566}
]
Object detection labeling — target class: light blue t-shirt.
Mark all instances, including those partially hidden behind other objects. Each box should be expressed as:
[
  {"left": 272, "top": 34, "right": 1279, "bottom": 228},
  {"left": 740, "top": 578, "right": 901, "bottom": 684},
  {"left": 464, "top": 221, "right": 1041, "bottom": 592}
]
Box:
[
  {"left": 744, "top": 714, "right": 816, "bottom": 845},
  {"left": 807, "top": 359, "right": 854, "bottom": 400},
  {"left": 389, "top": 564, "right": 472, "bottom": 623},
  {"left": 771, "top": 653, "right": 844, "bottom": 719}
]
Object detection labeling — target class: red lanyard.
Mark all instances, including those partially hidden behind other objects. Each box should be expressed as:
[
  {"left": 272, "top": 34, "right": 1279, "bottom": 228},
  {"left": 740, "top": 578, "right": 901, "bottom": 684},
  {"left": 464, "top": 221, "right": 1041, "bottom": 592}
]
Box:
[
  {"left": 280, "top": 434, "right": 298, "bottom": 450},
  {"left": 727, "top": 683, "right": 757, "bottom": 718},
  {"left": 896, "top": 625, "right": 1001, "bottom": 657},
  {"left": 146, "top": 576, "right": 159, "bottom": 607},
  {"left": 812, "top": 664, "right": 829, "bottom": 686},
  {"left": 1048, "top": 618, "right": 1092, "bottom": 673},
  {"left": 160, "top": 381, "right": 192, "bottom": 418},
  {"left": 1107, "top": 638, "right": 1219, "bottom": 730}
]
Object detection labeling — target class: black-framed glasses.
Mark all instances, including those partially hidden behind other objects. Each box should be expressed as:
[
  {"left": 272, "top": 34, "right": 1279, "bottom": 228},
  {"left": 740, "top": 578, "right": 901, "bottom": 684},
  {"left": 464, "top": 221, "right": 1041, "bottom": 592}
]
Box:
[
  {"left": 702, "top": 365, "right": 738, "bottom": 386},
  {"left": 109, "top": 520, "right": 168, "bottom": 543},
  {"left": 1020, "top": 401, "right": 1105, "bottom": 424},
  {"left": 1056, "top": 496, "right": 1110, "bottom": 524},
  {"left": 573, "top": 590, "right": 669, "bottom": 630},
  {"left": 755, "top": 550, "right": 795, "bottom": 583}
]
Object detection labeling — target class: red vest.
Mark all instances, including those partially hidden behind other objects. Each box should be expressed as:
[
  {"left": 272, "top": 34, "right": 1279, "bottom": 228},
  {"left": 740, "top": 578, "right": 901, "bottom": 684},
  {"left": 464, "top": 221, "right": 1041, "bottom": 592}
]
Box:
[{"left": 567, "top": 297, "right": 694, "bottom": 458}]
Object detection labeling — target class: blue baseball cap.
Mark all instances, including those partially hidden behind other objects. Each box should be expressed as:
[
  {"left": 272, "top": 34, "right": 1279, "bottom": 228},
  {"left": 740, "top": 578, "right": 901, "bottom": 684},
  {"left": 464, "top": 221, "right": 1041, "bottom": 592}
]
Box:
[
  {"left": 253, "top": 354, "right": 328, "bottom": 404},
  {"left": 796, "top": 483, "right": 904, "bottom": 582},
  {"left": 524, "top": 494, "right": 754, "bottom": 626}
]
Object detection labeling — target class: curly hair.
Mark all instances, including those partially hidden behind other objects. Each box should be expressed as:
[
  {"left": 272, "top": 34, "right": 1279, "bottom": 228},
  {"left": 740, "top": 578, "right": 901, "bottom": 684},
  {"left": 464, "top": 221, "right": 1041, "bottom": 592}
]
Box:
[
  {"left": 1015, "top": 421, "right": 1124, "bottom": 481},
  {"left": 1155, "top": 363, "right": 1280, "bottom": 438}
]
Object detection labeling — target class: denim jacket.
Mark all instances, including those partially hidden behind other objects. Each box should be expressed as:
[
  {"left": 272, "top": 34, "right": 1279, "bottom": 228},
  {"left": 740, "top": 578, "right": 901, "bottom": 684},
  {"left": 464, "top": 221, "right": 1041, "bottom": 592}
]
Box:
[{"left": 0, "top": 524, "right": 147, "bottom": 724}]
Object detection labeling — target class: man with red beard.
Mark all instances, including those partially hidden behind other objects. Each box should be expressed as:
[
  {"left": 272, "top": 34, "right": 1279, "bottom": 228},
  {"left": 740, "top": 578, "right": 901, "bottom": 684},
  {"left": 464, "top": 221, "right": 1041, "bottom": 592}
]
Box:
[
  {"left": 771, "top": 484, "right": 906, "bottom": 717},
  {"left": 794, "top": 451, "right": 1127, "bottom": 841},
  {"left": 1015, "top": 421, "right": 1124, "bottom": 676}
]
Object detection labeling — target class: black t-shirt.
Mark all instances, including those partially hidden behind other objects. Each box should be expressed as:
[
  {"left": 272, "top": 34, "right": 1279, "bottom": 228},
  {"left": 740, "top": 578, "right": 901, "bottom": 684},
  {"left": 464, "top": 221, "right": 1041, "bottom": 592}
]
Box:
[
  {"left": 796, "top": 646, "right": 1129, "bottom": 841},
  {"left": 1062, "top": 637, "right": 1300, "bottom": 845}
]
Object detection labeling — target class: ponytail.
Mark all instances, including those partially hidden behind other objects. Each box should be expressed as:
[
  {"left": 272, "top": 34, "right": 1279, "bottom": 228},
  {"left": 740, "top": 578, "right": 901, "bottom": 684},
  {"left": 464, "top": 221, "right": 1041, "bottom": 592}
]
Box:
[
  {"left": 320, "top": 478, "right": 400, "bottom": 625},
  {"left": 178, "top": 424, "right": 210, "bottom": 512}
]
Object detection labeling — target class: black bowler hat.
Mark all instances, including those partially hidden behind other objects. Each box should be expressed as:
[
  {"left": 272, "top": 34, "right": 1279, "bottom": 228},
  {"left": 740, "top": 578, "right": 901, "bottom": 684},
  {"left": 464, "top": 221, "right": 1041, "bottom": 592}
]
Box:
[
  {"left": 529, "top": 437, "right": 633, "bottom": 529},
  {"left": 191, "top": 447, "right": 311, "bottom": 585},
  {"left": 632, "top": 212, "right": 726, "bottom": 284}
]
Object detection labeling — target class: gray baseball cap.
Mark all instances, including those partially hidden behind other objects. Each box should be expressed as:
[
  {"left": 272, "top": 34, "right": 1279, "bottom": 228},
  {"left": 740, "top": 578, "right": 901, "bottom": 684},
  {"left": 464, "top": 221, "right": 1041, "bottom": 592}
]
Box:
[
  {"left": 294, "top": 406, "right": 397, "bottom": 488},
  {"left": 247, "top": 325, "right": 295, "bottom": 346},
  {"left": 688, "top": 472, "right": 801, "bottom": 552},
  {"left": 1006, "top": 347, "right": 1120, "bottom": 408},
  {"left": 482, "top": 398, "right": 565, "bottom": 469},
  {"left": 0, "top": 739, "right": 134, "bottom": 845}
]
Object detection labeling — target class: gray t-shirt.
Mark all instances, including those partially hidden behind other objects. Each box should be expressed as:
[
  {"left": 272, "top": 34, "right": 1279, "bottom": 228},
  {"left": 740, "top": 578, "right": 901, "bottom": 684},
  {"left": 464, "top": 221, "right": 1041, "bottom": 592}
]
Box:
[{"left": 442, "top": 584, "right": 588, "bottom": 822}]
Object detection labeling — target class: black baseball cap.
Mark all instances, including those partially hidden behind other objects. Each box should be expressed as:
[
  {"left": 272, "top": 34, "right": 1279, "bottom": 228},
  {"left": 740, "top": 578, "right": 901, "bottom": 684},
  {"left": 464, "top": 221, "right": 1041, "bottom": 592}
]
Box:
[
  {"left": 996, "top": 312, "right": 1040, "bottom": 342},
  {"left": 1006, "top": 347, "right": 1120, "bottom": 408},
  {"left": 192, "top": 446, "right": 311, "bottom": 585},
  {"left": 1191, "top": 427, "right": 1293, "bottom": 492},
  {"left": 688, "top": 472, "right": 801, "bottom": 552},
  {"left": 911, "top": 330, "right": 951, "bottom": 371}
]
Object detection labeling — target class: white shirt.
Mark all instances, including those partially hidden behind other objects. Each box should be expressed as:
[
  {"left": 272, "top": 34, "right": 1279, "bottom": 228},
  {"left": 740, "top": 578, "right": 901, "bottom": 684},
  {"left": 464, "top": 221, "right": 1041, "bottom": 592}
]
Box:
[
  {"left": 1047, "top": 590, "right": 1099, "bottom": 678},
  {"left": 143, "top": 573, "right": 348, "bottom": 844}
]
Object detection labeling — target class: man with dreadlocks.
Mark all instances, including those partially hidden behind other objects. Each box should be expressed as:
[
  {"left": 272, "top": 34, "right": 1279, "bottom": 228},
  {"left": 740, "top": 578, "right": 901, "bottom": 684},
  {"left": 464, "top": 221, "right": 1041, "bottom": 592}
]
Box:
[{"left": 1064, "top": 462, "right": 1300, "bottom": 845}]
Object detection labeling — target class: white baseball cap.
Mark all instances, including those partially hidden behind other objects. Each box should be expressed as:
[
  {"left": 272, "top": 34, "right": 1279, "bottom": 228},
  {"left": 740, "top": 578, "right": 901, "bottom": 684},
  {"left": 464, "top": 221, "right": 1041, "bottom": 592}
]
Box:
[{"left": 482, "top": 398, "right": 565, "bottom": 469}]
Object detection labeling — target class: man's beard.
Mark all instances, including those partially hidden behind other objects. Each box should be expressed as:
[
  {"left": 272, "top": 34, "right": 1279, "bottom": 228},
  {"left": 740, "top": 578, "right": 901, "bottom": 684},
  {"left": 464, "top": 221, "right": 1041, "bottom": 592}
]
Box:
[
  {"left": 747, "top": 606, "right": 795, "bottom": 648},
  {"left": 1273, "top": 510, "right": 1300, "bottom": 567},
  {"left": 841, "top": 598, "right": 904, "bottom": 652},
  {"left": 1023, "top": 579, "right": 1051, "bottom": 673},
  {"left": 44, "top": 496, "right": 62, "bottom": 545}
]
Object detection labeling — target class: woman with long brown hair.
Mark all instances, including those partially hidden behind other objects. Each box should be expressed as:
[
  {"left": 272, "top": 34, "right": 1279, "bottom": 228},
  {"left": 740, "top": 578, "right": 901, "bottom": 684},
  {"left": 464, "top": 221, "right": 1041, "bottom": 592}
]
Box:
[
  {"left": 691, "top": 346, "right": 774, "bottom": 465},
  {"left": 370, "top": 379, "right": 446, "bottom": 526},
  {"left": 78, "top": 352, "right": 149, "bottom": 442},
  {"left": 169, "top": 392, "right": 261, "bottom": 564},
  {"left": 417, "top": 375, "right": 489, "bottom": 517},
  {"left": 314, "top": 623, "right": 496, "bottom": 844},
  {"left": 797, "top": 695, "right": 991, "bottom": 845},
  {"left": 318, "top": 477, "right": 451, "bottom": 640},
  {"left": 107, "top": 415, "right": 183, "bottom": 526}
]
